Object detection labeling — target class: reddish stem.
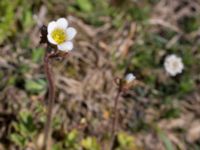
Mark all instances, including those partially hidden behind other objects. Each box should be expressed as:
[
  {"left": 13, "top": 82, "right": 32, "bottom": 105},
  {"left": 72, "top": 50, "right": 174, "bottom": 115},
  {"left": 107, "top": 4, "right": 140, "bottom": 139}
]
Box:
[
  {"left": 110, "top": 88, "right": 122, "bottom": 150},
  {"left": 42, "top": 52, "right": 55, "bottom": 150}
]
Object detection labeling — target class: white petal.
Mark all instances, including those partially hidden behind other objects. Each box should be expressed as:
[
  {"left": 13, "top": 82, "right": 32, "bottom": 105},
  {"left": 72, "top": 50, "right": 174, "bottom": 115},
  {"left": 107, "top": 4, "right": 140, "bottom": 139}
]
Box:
[
  {"left": 66, "top": 27, "right": 77, "bottom": 40},
  {"left": 47, "top": 34, "right": 57, "bottom": 44},
  {"left": 56, "top": 18, "right": 68, "bottom": 29},
  {"left": 48, "top": 21, "right": 56, "bottom": 34},
  {"left": 58, "top": 41, "right": 73, "bottom": 52}
]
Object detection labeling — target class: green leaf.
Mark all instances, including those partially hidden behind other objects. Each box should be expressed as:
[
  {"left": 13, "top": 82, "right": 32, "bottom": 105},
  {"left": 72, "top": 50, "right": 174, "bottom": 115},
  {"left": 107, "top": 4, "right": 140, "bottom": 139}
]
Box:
[
  {"left": 16, "top": 111, "right": 36, "bottom": 137},
  {"left": 179, "top": 78, "right": 194, "bottom": 94},
  {"left": 65, "top": 130, "right": 79, "bottom": 148},
  {"left": 68, "top": 130, "right": 78, "bottom": 142},
  {"left": 158, "top": 130, "right": 175, "bottom": 150},
  {"left": 19, "top": 123, "right": 29, "bottom": 137},
  {"left": 23, "top": 10, "right": 33, "bottom": 30},
  {"left": 19, "top": 111, "right": 30, "bottom": 124},
  {"left": 118, "top": 132, "right": 135, "bottom": 148},
  {"left": 32, "top": 48, "right": 45, "bottom": 63},
  {"left": 52, "top": 116, "right": 62, "bottom": 129},
  {"left": 81, "top": 137, "right": 100, "bottom": 150},
  {"left": 18, "top": 63, "right": 30, "bottom": 74},
  {"left": 161, "top": 107, "right": 180, "bottom": 119},
  {"left": 52, "top": 143, "right": 63, "bottom": 150},
  {"left": 25, "top": 79, "right": 46, "bottom": 94},
  {"left": 76, "top": 0, "right": 93, "bottom": 12},
  {"left": 0, "top": 1, "right": 17, "bottom": 43},
  {"left": 10, "top": 133, "right": 26, "bottom": 147}
]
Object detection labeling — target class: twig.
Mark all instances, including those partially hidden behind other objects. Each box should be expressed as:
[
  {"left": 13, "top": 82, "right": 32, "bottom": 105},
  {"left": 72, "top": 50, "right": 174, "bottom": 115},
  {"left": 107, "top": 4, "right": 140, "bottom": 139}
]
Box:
[{"left": 42, "top": 51, "right": 55, "bottom": 150}]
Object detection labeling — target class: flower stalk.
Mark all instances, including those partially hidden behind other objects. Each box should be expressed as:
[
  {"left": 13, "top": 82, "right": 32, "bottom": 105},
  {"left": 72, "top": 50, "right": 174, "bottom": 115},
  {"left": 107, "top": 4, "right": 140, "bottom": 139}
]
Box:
[
  {"left": 110, "top": 73, "right": 136, "bottom": 150},
  {"left": 110, "top": 87, "right": 122, "bottom": 150},
  {"left": 42, "top": 50, "right": 56, "bottom": 150}
]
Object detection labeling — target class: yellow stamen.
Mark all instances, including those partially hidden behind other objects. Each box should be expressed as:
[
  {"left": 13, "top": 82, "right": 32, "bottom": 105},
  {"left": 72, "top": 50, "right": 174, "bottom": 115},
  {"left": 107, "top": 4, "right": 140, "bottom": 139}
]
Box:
[{"left": 51, "top": 28, "right": 66, "bottom": 44}]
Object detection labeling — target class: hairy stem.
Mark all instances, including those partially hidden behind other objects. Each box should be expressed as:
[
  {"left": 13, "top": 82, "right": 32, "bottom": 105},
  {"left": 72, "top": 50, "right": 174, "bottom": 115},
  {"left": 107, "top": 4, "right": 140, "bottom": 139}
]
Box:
[
  {"left": 110, "top": 89, "right": 121, "bottom": 150},
  {"left": 42, "top": 52, "right": 55, "bottom": 150}
]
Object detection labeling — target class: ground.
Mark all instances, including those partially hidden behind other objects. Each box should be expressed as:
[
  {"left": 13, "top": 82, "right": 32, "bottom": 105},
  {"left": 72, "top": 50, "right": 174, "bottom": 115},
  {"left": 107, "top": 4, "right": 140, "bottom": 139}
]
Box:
[{"left": 0, "top": 0, "right": 200, "bottom": 150}]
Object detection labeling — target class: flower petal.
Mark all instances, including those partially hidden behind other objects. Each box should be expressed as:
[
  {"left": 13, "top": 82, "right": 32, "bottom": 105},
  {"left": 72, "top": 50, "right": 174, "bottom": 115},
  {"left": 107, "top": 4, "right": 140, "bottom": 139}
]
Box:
[
  {"left": 48, "top": 21, "right": 56, "bottom": 34},
  {"left": 56, "top": 18, "right": 68, "bottom": 29},
  {"left": 47, "top": 34, "right": 57, "bottom": 44},
  {"left": 66, "top": 27, "right": 77, "bottom": 40},
  {"left": 58, "top": 41, "right": 73, "bottom": 52}
]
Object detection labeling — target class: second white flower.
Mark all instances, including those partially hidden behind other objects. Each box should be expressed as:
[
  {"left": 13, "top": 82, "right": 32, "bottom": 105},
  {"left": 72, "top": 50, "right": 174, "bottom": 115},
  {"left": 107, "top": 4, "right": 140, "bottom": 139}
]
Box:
[{"left": 164, "top": 54, "right": 184, "bottom": 76}]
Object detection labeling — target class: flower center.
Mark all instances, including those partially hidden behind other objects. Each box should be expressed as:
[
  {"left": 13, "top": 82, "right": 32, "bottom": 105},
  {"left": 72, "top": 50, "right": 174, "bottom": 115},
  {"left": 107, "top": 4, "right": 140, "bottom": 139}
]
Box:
[
  {"left": 51, "top": 28, "right": 66, "bottom": 44},
  {"left": 172, "top": 61, "right": 178, "bottom": 69}
]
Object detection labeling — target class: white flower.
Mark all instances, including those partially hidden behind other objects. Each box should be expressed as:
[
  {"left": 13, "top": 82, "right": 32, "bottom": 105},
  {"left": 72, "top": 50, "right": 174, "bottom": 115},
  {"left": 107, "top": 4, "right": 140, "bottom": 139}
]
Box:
[
  {"left": 47, "top": 18, "right": 77, "bottom": 52},
  {"left": 164, "top": 54, "right": 184, "bottom": 76},
  {"left": 125, "top": 73, "right": 136, "bottom": 83}
]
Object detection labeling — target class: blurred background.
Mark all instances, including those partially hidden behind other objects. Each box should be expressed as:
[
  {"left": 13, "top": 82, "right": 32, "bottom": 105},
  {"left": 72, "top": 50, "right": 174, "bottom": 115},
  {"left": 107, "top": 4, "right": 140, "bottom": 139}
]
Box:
[{"left": 0, "top": 0, "right": 200, "bottom": 149}]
